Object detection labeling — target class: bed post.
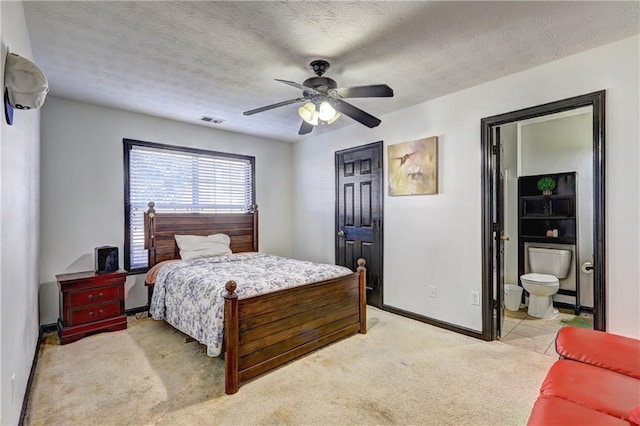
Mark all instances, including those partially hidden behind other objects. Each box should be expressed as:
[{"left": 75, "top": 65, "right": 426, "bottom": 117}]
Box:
[
  {"left": 224, "top": 280, "right": 239, "bottom": 394},
  {"left": 144, "top": 202, "right": 157, "bottom": 316},
  {"left": 251, "top": 204, "right": 259, "bottom": 252},
  {"left": 145, "top": 201, "right": 157, "bottom": 266},
  {"left": 357, "top": 258, "right": 367, "bottom": 334}
]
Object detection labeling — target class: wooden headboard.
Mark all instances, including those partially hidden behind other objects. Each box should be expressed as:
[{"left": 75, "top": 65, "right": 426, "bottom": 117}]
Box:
[{"left": 144, "top": 201, "right": 258, "bottom": 267}]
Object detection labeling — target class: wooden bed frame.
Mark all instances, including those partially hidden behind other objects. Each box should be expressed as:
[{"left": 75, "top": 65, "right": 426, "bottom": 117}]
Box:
[{"left": 143, "top": 202, "right": 367, "bottom": 394}]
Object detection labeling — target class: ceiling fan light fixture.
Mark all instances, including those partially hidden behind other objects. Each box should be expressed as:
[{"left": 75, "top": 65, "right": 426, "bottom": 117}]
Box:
[
  {"left": 318, "top": 101, "right": 338, "bottom": 122},
  {"left": 298, "top": 102, "right": 318, "bottom": 125},
  {"left": 245, "top": 60, "right": 391, "bottom": 134},
  {"left": 326, "top": 111, "right": 341, "bottom": 124}
]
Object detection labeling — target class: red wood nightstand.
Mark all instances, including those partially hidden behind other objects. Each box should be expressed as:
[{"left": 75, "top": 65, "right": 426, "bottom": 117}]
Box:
[{"left": 56, "top": 270, "right": 127, "bottom": 344}]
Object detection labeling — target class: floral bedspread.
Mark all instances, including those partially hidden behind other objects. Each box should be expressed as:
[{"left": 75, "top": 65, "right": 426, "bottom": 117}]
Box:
[{"left": 149, "top": 252, "right": 353, "bottom": 356}]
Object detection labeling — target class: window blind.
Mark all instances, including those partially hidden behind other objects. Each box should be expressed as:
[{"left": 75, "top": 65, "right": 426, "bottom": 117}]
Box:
[{"left": 124, "top": 140, "right": 254, "bottom": 272}]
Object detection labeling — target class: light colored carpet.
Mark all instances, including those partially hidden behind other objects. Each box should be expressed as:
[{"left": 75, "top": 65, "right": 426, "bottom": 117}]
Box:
[{"left": 25, "top": 307, "right": 554, "bottom": 425}]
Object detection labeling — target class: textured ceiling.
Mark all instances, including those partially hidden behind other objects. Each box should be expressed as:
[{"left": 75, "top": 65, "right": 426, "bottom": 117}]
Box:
[{"left": 22, "top": 1, "right": 639, "bottom": 142}]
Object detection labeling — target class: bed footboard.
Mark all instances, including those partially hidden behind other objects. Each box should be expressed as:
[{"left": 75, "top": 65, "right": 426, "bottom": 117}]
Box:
[{"left": 223, "top": 258, "right": 367, "bottom": 394}]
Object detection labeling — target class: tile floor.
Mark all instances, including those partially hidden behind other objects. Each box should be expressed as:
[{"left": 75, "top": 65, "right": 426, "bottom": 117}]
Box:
[{"left": 501, "top": 307, "right": 594, "bottom": 357}]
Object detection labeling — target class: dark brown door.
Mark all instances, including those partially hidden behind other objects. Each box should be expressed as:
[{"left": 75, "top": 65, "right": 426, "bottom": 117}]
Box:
[
  {"left": 493, "top": 127, "right": 506, "bottom": 339},
  {"left": 335, "top": 142, "right": 383, "bottom": 308}
]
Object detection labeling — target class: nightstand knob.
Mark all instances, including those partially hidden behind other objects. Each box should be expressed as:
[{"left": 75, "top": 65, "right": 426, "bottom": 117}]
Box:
[
  {"left": 88, "top": 294, "right": 94, "bottom": 300},
  {"left": 98, "top": 293, "right": 103, "bottom": 298},
  {"left": 89, "top": 311, "right": 94, "bottom": 317},
  {"left": 99, "top": 309, "right": 104, "bottom": 315}
]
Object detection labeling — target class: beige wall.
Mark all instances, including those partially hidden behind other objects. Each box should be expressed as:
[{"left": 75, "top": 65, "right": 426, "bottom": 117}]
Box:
[
  {"left": 292, "top": 36, "right": 640, "bottom": 339},
  {"left": 1, "top": 2, "right": 41, "bottom": 423},
  {"left": 39, "top": 97, "right": 294, "bottom": 324}
]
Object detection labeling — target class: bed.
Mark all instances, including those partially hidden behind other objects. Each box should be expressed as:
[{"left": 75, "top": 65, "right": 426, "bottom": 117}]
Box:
[{"left": 143, "top": 202, "right": 367, "bottom": 394}]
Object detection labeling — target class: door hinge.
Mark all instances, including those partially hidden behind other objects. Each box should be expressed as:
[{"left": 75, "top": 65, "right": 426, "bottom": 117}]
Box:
[
  {"left": 492, "top": 145, "right": 498, "bottom": 155},
  {"left": 492, "top": 222, "right": 500, "bottom": 232},
  {"left": 493, "top": 299, "right": 498, "bottom": 309}
]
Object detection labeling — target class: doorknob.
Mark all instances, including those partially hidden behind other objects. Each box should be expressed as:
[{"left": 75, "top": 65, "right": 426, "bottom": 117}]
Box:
[
  {"left": 500, "top": 235, "right": 510, "bottom": 241},
  {"left": 337, "top": 230, "right": 345, "bottom": 237}
]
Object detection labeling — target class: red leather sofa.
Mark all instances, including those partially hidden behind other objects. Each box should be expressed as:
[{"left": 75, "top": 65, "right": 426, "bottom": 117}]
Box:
[{"left": 528, "top": 327, "right": 640, "bottom": 425}]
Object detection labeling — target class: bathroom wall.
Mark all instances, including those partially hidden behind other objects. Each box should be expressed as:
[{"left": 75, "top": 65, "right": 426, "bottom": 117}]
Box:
[{"left": 520, "top": 109, "right": 594, "bottom": 308}]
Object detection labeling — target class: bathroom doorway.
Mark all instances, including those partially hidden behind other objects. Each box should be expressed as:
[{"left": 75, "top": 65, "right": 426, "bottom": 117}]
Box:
[{"left": 480, "top": 91, "right": 605, "bottom": 344}]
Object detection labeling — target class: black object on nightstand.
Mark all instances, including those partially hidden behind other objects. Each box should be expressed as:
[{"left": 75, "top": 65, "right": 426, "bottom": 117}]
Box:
[
  {"left": 56, "top": 270, "right": 127, "bottom": 344},
  {"left": 95, "top": 246, "right": 119, "bottom": 273}
]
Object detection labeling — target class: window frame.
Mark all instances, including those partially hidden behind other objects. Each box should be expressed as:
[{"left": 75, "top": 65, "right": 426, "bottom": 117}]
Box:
[{"left": 123, "top": 138, "right": 256, "bottom": 274}]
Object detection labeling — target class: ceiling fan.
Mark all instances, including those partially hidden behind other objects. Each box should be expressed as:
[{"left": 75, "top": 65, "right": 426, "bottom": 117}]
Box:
[{"left": 243, "top": 60, "right": 394, "bottom": 135}]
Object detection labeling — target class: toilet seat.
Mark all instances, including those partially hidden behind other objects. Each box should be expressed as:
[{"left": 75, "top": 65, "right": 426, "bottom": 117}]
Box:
[{"left": 521, "top": 273, "right": 559, "bottom": 285}]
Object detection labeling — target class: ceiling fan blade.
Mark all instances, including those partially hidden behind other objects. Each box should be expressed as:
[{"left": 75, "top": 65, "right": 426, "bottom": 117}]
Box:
[
  {"left": 275, "top": 79, "right": 321, "bottom": 95},
  {"left": 331, "top": 99, "right": 381, "bottom": 128},
  {"left": 298, "top": 120, "right": 314, "bottom": 135},
  {"left": 335, "top": 84, "right": 394, "bottom": 99},
  {"left": 243, "top": 97, "right": 306, "bottom": 116}
]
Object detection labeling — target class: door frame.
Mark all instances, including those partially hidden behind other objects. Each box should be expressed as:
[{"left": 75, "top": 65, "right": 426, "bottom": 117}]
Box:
[
  {"left": 493, "top": 126, "right": 506, "bottom": 339},
  {"left": 480, "top": 90, "right": 606, "bottom": 340},
  {"left": 335, "top": 141, "right": 384, "bottom": 308}
]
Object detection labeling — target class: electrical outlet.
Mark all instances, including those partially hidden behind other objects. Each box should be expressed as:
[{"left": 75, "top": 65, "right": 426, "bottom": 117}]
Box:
[
  {"left": 471, "top": 291, "right": 480, "bottom": 306},
  {"left": 428, "top": 285, "right": 437, "bottom": 298}
]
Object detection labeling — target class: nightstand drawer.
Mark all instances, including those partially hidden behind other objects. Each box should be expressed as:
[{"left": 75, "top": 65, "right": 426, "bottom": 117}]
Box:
[
  {"left": 69, "top": 301, "right": 121, "bottom": 325},
  {"left": 69, "top": 285, "right": 120, "bottom": 307}
]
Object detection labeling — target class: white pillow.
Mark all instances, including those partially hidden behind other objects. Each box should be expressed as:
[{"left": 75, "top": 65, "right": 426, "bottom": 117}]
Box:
[{"left": 174, "top": 234, "right": 232, "bottom": 260}]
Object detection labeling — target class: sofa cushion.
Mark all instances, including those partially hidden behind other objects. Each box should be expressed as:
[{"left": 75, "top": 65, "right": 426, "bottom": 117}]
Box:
[
  {"left": 632, "top": 405, "right": 640, "bottom": 425},
  {"left": 528, "top": 395, "right": 630, "bottom": 426},
  {"left": 541, "top": 359, "right": 640, "bottom": 421},
  {"left": 556, "top": 326, "right": 640, "bottom": 379}
]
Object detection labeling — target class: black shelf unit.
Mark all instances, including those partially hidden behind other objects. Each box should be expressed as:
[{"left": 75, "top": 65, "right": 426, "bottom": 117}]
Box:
[{"left": 518, "top": 172, "right": 579, "bottom": 312}]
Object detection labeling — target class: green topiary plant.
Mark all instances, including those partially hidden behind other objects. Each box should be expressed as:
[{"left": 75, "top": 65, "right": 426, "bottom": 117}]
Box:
[{"left": 537, "top": 177, "right": 556, "bottom": 194}]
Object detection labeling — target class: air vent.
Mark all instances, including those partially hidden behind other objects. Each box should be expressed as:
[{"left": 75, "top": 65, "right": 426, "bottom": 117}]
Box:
[{"left": 200, "top": 115, "right": 225, "bottom": 124}]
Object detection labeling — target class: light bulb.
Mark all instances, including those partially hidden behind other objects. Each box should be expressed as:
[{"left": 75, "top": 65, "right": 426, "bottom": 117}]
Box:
[
  {"left": 327, "top": 112, "right": 341, "bottom": 124},
  {"left": 309, "top": 111, "right": 319, "bottom": 125},
  {"left": 318, "top": 101, "right": 337, "bottom": 122},
  {"left": 298, "top": 102, "right": 318, "bottom": 125}
]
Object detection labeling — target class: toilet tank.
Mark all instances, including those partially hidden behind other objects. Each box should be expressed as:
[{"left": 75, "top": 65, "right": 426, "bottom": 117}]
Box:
[{"left": 528, "top": 247, "right": 572, "bottom": 279}]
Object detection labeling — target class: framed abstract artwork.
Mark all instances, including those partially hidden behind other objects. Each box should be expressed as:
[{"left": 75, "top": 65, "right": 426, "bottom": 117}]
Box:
[{"left": 388, "top": 136, "right": 438, "bottom": 195}]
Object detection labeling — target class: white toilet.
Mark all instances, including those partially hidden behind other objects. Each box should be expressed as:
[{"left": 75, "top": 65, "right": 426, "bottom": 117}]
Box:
[{"left": 520, "top": 247, "right": 572, "bottom": 319}]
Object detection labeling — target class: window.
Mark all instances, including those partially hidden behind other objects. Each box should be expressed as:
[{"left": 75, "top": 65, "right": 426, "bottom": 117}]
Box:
[{"left": 124, "top": 139, "right": 255, "bottom": 273}]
